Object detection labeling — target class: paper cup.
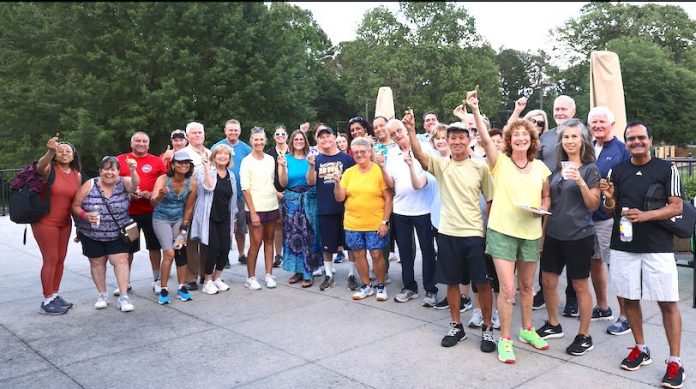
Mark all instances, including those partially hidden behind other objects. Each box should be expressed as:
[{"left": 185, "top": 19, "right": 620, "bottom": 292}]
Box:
[{"left": 561, "top": 161, "right": 574, "bottom": 179}]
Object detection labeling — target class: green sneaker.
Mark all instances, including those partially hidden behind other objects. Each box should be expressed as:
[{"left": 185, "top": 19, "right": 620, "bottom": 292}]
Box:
[
  {"left": 519, "top": 327, "right": 550, "bottom": 350},
  {"left": 497, "top": 338, "right": 516, "bottom": 364}
]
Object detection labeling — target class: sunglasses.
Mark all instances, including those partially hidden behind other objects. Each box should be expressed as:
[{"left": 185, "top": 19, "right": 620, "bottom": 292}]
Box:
[
  {"left": 348, "top": 116, "right": 364, "bottom": 124},
  {"left": 274, "top": 132, "right": 287, "bottom": 137},
  {"left": 531, "top": 119, "right": 545, "bottom": 128}
]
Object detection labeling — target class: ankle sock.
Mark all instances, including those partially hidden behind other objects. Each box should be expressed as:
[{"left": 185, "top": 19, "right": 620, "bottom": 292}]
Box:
[
  {"left": 348, "top": 261, "right": 355, "bottom": 276},
  {"left": 324, "top": 261, "right": 333, "bottom": 277},
  {"left": 668, "top": 356, "right": 682, "bottom": 366},
  {"left": 43, "top": 297, "right": 54, "bottom": 305},
  {"left": 637, "top": 344, "right": 649, "bottom": 353}
]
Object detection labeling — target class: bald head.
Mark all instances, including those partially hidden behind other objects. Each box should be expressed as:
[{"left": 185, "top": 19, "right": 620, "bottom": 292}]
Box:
[{"left": 553, "top": 95, "right": 576, "bottom": 126}]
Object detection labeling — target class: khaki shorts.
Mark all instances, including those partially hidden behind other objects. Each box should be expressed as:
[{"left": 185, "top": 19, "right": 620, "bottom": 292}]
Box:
[
  {"left": 609, "top": 250, "right": 679, "bottom": 302},
  {"left": 592, "top": 218, "right": 613, "bottom": 264},
  {"left": 485, "top": 229, "right": 540, "bottom": 262}
]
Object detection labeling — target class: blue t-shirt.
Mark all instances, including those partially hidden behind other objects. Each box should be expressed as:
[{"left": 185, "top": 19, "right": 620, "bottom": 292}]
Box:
[
  {"left": 314, "top": 151, "right": 355, "bottom": 215},
  {"left": 592, "top": 136, "right": 631, "bottom": 221},
  {"left": 211, "top": 139, "right": 252, "bottom": 198},
  {"left": 286, "top": 154, "right": 309, "bottom": 188}
]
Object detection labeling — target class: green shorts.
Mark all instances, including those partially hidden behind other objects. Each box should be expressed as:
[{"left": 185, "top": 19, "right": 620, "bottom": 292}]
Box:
[{"left": 485, "top": 229, "right": 540, "bottom": 263}]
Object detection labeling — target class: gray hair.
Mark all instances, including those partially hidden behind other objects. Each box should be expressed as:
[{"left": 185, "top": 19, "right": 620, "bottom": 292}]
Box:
[
  {"left": 554, "top": 95, "right": 576, "bottom": 110},
  {"left": 130, "top": 131, "right": 149, "bottom": 142},
  {"left": 225, "top": 119, "right": 241, "bottom": 128},
  {"left": 555, "top": 118, "right": 595, "bottom": 170},
  {"left": 587, "top": 106, "right": 615, "bottom": 124},
  {"left": 186, "top": 121, "right": 204, "bottom": 134},
  {"left": 351, "top": 136, "right": 372, "bottom": 150},
  {"left": 386, "top": 118, "right": 406, "bottom": 132}
]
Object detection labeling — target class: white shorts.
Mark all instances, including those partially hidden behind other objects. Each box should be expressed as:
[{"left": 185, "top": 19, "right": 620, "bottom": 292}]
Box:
[
  {"left": 592, "top": 219, "right": 613, "bottom": 264},
  {"left": 609, "top": 250, "right": 679, "bottom": 302}
]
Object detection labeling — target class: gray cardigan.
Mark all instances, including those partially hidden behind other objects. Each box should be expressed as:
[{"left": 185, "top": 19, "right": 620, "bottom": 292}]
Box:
[{"left": 190, "top": 167, "right": 238, "bottom": 245}]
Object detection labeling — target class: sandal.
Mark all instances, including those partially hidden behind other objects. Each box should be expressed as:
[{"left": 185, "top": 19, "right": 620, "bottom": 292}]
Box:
[
  {"left": 301, "top": 279, "right": 313, "bottom": 288},
  {"left": 288, "top": 273, "right": 303, "bottom": 284}
]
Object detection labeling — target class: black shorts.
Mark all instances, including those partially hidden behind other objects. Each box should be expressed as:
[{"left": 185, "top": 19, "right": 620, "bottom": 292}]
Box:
[
  {"left": 541, "top": 235, "right": 594, "bottom": 280},
  {"left": 319, "top": 214, "right": 344, "bottom": 254},
  {"left": 129, "top": 213, "right": 162, "bottom": 253},
  {"left": 245, "top": 209, "right": 280, "bottom": 225},
  {"left": 79, "top": 233, "right": 130, "bottom": 258},
  {"left": 435, "top": 233, "right": 488, "bottom": 286},
  {"left": 471, "top": 253, "right": 500, "bottom": 293}
]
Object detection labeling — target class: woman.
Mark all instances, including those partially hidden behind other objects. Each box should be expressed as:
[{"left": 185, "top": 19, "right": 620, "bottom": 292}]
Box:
[
  {"left": 240, "top": 127, "right": 280, "bottom": 290},
  {"left": 72, "top": 156, "right": 140, "bottom": 312},
  {"left": 334, "top": 137, "right": 392, "bottom": 301},
  {"left": 34, "top": 134, "right": 82, "bottom": 315},
  {"left": 336, "top": 132, "right": 349, "bottom": 153},
  {"left": 430, "top": 124, "right": 450, "bottom": 158},
  {"left": 266, "top": 125, "right": 289, "bottom": 269},
  {"left": 191, "top": 145, "right": 238, "bottom": 295},
  {"left": 278, "top": 130, "right": 322, "bottom": 287},
  {"left": 474, "top": 90, "right": 552, "bottom": 364},
  {"left": 508, "top": 97, "right": 550, "bottom": 136},
  {"left": 151, "top": 150, "right": 198, "bottom": 304},
  {"left": 537, "top": 119, "right": 600, "bottom": 356},
  {"left": 345, "top": 116, "right": 375, "bottom": 157}
]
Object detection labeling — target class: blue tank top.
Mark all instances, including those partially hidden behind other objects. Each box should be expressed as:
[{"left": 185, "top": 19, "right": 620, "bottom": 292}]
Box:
[
  {"left": 77, "top": 178, "right": 131, "bottom": 241},
  {"left": 153, "top": 177, "right": 191, "bottom": 222}
]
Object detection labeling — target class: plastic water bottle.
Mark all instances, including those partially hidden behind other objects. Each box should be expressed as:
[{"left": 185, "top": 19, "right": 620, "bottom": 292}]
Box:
[
  {"left": 174, "top": 229, "right": 187, "bottom": 250},
  {"left": 619, "top": 207, "right": 633, "bottom": 242}
]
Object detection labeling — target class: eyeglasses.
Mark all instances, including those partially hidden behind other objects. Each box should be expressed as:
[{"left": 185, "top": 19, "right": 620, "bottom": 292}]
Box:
[
  {"left": 353, "top": 149, "right": 369, "bottom": 155},
  {"left": 274, "top": 132, "right": 287, "bottom": 137},
  {"left": 531, "top": 119, "right": 545, "bottom": 128}
]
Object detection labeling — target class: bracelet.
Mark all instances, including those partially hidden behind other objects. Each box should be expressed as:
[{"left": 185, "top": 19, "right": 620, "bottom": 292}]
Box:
[
  {"left": 603, "top": 197, "right": 616, "bottom": 209},
  {"left": 79, "top": 209, "right": 87, "bottom": 220}
]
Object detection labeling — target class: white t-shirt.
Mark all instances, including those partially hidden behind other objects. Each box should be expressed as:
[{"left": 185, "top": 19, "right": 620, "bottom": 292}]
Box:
[{"left": 386, "top": 148, "right": 433, "bottom": 216}]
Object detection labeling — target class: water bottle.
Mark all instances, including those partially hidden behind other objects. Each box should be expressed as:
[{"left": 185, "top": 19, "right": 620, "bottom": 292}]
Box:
[
  {"left": 174, "top": 229, "right": 187, "bottom": 250},
  {"left": 619, "top": 207, "right": 633, "bottom": 242}
]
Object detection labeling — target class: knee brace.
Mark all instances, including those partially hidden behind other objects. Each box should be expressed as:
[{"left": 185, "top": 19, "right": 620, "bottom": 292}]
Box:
[{"left": 174, "top": 247, "right": 188, "bottom": 267}]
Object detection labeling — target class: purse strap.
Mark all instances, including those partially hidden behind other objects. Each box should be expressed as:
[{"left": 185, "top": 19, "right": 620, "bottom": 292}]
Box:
[{"left": 92, "top": 178, "right": 124, "bottom": 230}]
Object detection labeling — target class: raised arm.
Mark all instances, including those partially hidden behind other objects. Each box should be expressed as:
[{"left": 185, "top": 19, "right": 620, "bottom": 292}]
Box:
[
  {"left": 376, "top": 151, "right": 394, "bottom": 189},
  {"left": 404, "top": 151, "right": 426, "bottom": 189},
  {"left": 150, "top": 175, "right": 168, "bottom": 208},
  {"left": 506, "top": 97, "right": 527, "bottom": 125},
  {"left": 467, "top": 89, "right": 498, "bottom": 170},
  {"left": 333, "top": 171, "right": 346, "bottom": 202},
  {"left": 37, "top": 134, "right": 59, "bottom": 179},
  {"left": 404, "top": 109, "right": 430, "bottom": 171},
  {"left": 122, "top": 157, "right": 140, "bottom": 193},
  {"left": 306, "top": 153, "right": 317, "bottom": 186},
  {"left": 277, "top": 153, "right": 288, "bottom": 188}
]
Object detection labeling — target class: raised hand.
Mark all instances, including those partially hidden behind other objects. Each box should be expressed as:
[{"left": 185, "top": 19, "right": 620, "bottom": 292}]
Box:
[
  {"left": 277, "top": 153, "right": 287, "bottom": 168},
  {"left": 47, "top": 133, "right": 59, "bottom": 150},
  {"left": 402, "top": 109, "right": 415, "bottom": 134},
  {"left": 453, "top": 104, "right": 467, "bottom": 121},
  {"left": 125, "top": 157, "right": 137, "bottom": 171},
  {"left": 466, "top": 88, "right": 479, "bottom": 112},
  {"left": 375, "top": 151, "right": 386, "bottom": 167},
  {"left": 403, "top": 150, "right": 413, "bottom": 166},
  {"left": 515, "top": 97, "right": 528, "bottom": 111}
]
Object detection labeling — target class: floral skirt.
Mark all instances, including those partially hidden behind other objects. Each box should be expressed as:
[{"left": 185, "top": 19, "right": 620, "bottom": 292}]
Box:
[{"left": 281, "top": 185, "right": 322, "bottom": 276}]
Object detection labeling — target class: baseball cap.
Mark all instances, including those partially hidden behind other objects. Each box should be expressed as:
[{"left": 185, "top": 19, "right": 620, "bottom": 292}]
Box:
[
  {"left": 316, "top": 126, "right": 335, "bottom": 137},
  {"left": 446, "top": 122, "right": 470, "bottom": 135},
  {"left": 171, "top": 129, "right": 187, "bottom": 139},
  {"left": 172, "top": 150, "right": 193, "bottom": 162}
]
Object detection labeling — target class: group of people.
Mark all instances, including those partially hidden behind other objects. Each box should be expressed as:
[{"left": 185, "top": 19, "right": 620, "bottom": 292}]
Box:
[{"left": 28, "top": 89, "right": 685, "bottom": 388}]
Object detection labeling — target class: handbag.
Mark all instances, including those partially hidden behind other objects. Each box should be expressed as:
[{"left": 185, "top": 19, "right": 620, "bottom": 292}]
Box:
[
  {"left": 643, "top": 182, "right": 696, "bottom": 238},
  {"left": 93, "top": 178, "right": 139, "bottom": 244}
]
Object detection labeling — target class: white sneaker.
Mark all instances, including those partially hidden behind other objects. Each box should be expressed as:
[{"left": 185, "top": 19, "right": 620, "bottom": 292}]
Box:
[
  {"left": 94, "top": 295, "right": 108, "bottom": 310},
  {"left": 202, "top": 280, "right": 219, "bottom": 295},
  {"left": 375, "top": 285, "right": 388, "bottom": 301},
  {"left": 245, "top": 277, "right": 262, "bottom": 290},
  {"left": 213, "top": 278, "right": 230, "bottom": 292},
  {"left": 265, "top": 274, "right": 277, "bottom": 289},
  {"left": 467, "top": 308, "right": 484, "bottom": 328},
  {"left": 153, "top": 279, "right": 162, "bottom": 295},
  {"left": 112, "top": 283, "right": 132, "bottom": 296},
  {"left": 492, "top": 310, "right": 501, "bottom": 330},
  {"left": 117, "top": 296, "right": 134, "bottom": 312},
  {"left": 312, "top": 268, "right": 323, "bottom": 277}
]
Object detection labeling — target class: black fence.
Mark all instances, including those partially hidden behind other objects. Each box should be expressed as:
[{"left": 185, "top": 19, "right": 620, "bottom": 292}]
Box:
[{"left": 0, "top": 168, "right": 21, "bottom": 216}]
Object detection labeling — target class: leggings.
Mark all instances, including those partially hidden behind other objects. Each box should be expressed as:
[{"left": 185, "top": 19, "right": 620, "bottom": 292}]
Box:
[
  {"left": 205, "top": 219, "right": 231, "bottom": 275},
  {"left": 32, "top": 222, "right": 71, "bottom": 298}
]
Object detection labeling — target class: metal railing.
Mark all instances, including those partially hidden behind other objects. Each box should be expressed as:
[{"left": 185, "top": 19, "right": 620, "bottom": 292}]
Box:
[{"left": 0, "top": 168, "right": 21, "bottom": 216}]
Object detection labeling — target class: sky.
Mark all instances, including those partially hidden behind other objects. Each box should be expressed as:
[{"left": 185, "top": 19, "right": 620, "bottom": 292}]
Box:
[{"left": 291, "top": 2, "right": 696, "bottom": 54}]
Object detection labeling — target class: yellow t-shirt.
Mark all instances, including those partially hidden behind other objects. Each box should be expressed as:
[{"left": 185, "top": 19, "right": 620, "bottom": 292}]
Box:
[
  {"left": 239, "top": 154, "right": 279, "bottom": 212},
  {"left": 488, "top": 154, "right": 551, "bottom": 240},
  {"left": 341, "top": 163, "right": 388, "bottom": 231},
  {"left": 428, "top": 156, "right": 493, "bottom": 237}
]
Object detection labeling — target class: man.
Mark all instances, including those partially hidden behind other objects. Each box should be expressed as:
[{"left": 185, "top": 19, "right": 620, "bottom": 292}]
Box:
[
  {"left": 586, "top": 106, "right": 632, "bottom": 335},
  {"left": 378, "top": 119, "right": 438, "bottom": 307},
  {"left": 160, "top": 129, "right": 189, "bottom": 170},
  {"left": 599, "top": 121, "right": 685, "bottom": 389},
  {"left": 535, "top": 94, "right": 579, "bottom": 317},
  {"left": 416, "top": 112, "right": 439, "bottom": 154},
  {"left": 307, "top": 125, "right": 355, "bottom": 291},
  {"left": 116, "top": 131, "right": 167, "bottom": 295},
  {"left": 182, "top": 121, "right": 210, "bottom": 290},
  {"left": 212, "top": 119, "right": 252, "bottom": 267},
  {"left": 406, "top": 106, "right": 496, "bottom": 353}
]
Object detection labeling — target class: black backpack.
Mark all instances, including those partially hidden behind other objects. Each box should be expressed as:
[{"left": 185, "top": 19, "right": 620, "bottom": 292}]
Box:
[
  {"left": 9, "top": 161, "right": 55, "bottom": 225},
  {"left": 643, "top": 182, "right": 696, "bottom": 239}
]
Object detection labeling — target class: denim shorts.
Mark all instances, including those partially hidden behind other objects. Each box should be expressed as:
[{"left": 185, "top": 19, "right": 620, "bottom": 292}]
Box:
[{"left": 345, "top": 230, "right": 389, "bottom": 251}]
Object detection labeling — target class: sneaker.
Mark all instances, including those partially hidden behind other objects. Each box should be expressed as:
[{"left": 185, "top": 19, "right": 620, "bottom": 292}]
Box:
[
  {"left": 621, "top": 346, "right": 652, "bottom": 371},
  {"left": 460, "top": 296, "right": 473, "bottom": 312},
  {"left": 238, "top": 254, "right": 247, "bottom": 265},
  {"left": 441, "top": 322, "right": 467, "bottom": 347},
  {"left": 347, "top": 275, "right": 360, "bottom": 291},
  {"left": 481, "top": 325, "right": 496, "bottom": 353},
  {"left": 352, "top": 284, "right": 375, "bottom": 300},
  {"left": 94, "top": 294, "right": 108, "bottom": 309},
  {"left": 661, "top": 360, "right": 685, "bottom": 389},
  {"left": 536, "top": 321, "right": 564, "bottom": 339},
  {"left": 319, "top": 276, "right": 334, "bottom": 291},
  {"left": 375, "top": 284, "right": 388, "bottom": 301},
  {"left": 433, "top": 297, "right": 449, "bottom": 310},
  {"left": 53, "top": 295, "right": 73, "bottom": 309},
  {"left": 566, "top": 334, "right": 594, "bottom": 356},
  {"left": 158, "top": 289, "right": 170, "bottom": 305},
  {"left": 153, "top": 279, "right": 162, "bottom": 295},
  {"left": 394, "top": 288, "right": 419, "bottom": 303},
  {"left": 492, "top": 310, "right": 501, "bottom": 330},
  {"left": 313, "top": 268, "right": 324, "bottom": 277},
  {"left": 177, "top": 286, "right": 193, "bottom": 301},
  {"left": 468, "top": 308, "right": 484, "bottom": 328},
  {"left": 333, "top": 251, "right": 345, "bottom": 263},
  {"left": 607, "top": 317, "right": 632, "bottom": 336},
  {"left": 213, "top": 278, "right": 230, "bottom": 292},
  {"left": 497, "top": 337, "right": 516, "bottom": 364},
  {"left": 519, "top": 327, "right": 549, "bottom": 350},
  {"left": 532, "top": 290, "right": 546, "bottom": 310},
  {"left": 39, "top": 299, "right": 68, "bottom": 315},
  {"left": 186, "top": 281, "right": 198, "bottom": 291},
  {"left": 591, "top": 306, "right": 614, "bottom": 321},
  {"left": 117, "top": 295, "right": 134, "bottom": 312},
  {"left": 265, "top": 274, "right": 277, "bottom": 289},
  {"left": 563, "top": 300, "right": 579, "bottom": 317},
  {"left": 422, "top": 292, "right": 437, "bottom": 307},
  {"left": 202, "top": 280, "right": 219, "bottom": 295},
  {"left": 112, "top": 283, "right": 133, "bottom": 297},
  {"left": 272, "top": 255, "right": 282, "bottom": 268},
  {"left": 245, "top": 277, "right": 262, "bottom": 291}
]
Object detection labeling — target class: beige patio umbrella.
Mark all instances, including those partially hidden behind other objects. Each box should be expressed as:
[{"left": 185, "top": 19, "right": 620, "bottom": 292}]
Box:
[
  {"left": 375, "top": 86, "right": 395, "bottom": 120},
  {"left": 589, "top": 51, "right": 627, "bottom": 141}
]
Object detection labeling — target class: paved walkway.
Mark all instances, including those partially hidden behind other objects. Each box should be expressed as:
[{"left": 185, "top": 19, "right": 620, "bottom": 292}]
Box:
[{"left": 1, "top": 216, "right": 694, "bottom": 388}]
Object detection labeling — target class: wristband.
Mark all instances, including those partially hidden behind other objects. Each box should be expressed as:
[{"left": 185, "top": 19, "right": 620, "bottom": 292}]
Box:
[{"left": 79, "top": 209, "right": 87, "bottom": 220}]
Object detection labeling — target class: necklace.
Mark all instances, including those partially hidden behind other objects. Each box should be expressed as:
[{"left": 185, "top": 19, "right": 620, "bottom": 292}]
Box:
[{"left": 511, "top": 158, "right": 529, "bottom": 170}]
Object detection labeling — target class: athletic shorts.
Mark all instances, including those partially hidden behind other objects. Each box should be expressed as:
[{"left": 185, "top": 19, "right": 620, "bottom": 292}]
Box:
[
  {"left": 541, "top": 235, "right": 594, "bottom": 280},
  {"left": 485, "top": 228, "right": 540, "bottom": 262},
  {"left": 129, "top": 213, "right": 161, "bottom": 253},
  {"left": 152, "top": 218, "right": 182, "bottom": 251},
  {"left": 610, "top": 250, "right": 679, "bottom": 302},
  {"left": 471, "top": 253, "right": 500, "bottom": 293},
  {"left": 245, "top": 209, "right": 280, "bottom": 225},
  {"left": 235, "top": 197, "right": 248, "bottom": 234},
  {"left": 79, "top": 233, "right": 130, "bottom": 258},
  {"left": 435, "top": 233, "right": 488, "bottom": 286},
  {"left": 345, "top": 230, "right": 389, "bottom": 251},
  {"left": 319, "top": 214, "right": 344, "bottom": 254},
  {"left": 592, "top": 218, "right": 613, "bottom": 264}
]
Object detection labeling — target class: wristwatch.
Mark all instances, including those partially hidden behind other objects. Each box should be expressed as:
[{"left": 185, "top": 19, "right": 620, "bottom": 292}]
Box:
[{"left": 381, "top": 220, "right": 390, "bottom": 227}]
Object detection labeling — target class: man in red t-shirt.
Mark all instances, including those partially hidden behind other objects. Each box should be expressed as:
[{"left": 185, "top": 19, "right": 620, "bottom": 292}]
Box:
[{"left": 115, "top": 131, "right": 167, "bottom": 296}]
